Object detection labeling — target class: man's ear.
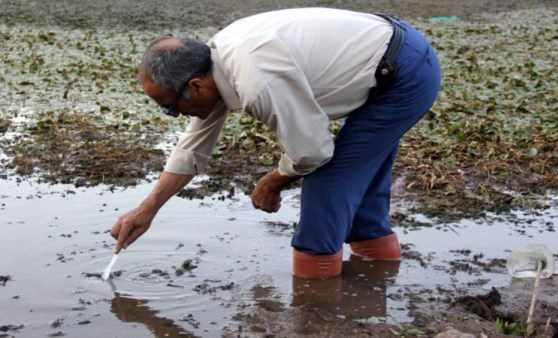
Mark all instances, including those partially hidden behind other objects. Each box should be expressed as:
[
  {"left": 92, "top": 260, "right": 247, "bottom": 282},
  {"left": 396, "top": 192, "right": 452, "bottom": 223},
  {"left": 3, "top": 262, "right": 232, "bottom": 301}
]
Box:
[{"left": 188, "top": 77, "right": 204, "bottom": 93}]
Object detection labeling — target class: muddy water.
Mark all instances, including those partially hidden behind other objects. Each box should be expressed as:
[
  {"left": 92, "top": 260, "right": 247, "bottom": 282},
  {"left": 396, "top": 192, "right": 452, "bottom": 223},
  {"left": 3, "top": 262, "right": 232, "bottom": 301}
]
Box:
[{"left": 0, "top": 177, "right": 556, "bottom": 337}]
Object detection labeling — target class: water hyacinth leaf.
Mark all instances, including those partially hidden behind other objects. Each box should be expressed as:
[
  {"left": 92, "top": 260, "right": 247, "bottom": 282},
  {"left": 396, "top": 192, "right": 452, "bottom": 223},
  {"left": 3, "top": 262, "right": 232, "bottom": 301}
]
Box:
[
  {"left": 524, "top": 147, "right": 538, "bottom": 158},
  {"left": 130, "top": 123, "right": 141, "bottom": 132}
]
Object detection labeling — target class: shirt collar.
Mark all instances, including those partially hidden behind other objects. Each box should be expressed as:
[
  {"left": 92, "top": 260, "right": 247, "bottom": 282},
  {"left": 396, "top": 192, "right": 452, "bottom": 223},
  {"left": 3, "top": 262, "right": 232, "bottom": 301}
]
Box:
[{"left": 211, "top": 49, "right": 242, "bottom": 111}]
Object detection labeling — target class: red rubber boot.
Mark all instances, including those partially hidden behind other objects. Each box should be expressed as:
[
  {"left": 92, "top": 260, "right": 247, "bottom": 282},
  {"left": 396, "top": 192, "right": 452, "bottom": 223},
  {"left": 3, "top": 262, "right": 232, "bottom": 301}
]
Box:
[
  {"left": 349, "top": 233, "right": 401, "bottom": 260},
  {"left": 292, "top": 249, "right": 343, "bottom": 278}
]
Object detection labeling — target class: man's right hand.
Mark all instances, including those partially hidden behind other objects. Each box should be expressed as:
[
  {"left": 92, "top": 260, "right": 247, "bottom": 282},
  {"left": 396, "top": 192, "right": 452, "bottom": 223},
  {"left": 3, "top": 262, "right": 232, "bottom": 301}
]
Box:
[{"left": 110, "top": 206, "right": 156, "bottom": 254}]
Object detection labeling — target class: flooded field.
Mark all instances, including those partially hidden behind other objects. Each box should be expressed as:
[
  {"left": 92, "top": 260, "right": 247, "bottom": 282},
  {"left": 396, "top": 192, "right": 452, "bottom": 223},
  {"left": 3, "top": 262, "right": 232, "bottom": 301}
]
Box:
[
  {"left": 1, "top": 0, "right": 557, "bottom": 336},
  {"left": 1, "top": 176, "right": 556, "bottom": 337}
]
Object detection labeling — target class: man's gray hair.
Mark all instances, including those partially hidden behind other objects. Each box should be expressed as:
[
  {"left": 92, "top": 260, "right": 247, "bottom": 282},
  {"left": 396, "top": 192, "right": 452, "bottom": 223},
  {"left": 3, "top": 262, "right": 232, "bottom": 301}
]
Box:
[{"left": 139, "top": 37, "right": 212, "bottom": 93}]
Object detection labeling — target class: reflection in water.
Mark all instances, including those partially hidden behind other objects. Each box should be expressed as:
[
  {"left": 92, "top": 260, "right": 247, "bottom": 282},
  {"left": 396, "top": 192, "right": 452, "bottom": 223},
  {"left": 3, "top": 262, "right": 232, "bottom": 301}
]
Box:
[
  {"left": 111, "top": 290, "right": 198, "bottom": 338},
  {"left": 341, "top": 256, "right": 400, "bottom": 319},
  {"left": 292, "top": 255, "right": 400, "bottom": 319},
  {"left": 2, "top": 178, "right": 555, "bottom": 337}
]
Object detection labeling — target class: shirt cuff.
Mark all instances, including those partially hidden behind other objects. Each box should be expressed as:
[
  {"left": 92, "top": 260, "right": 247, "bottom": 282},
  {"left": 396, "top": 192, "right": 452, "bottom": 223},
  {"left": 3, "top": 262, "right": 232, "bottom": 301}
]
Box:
[
  {"left": 277, "top": 153, "right": 321, "bottom": 177},
  {"left": 163, "top": 148, "right": 212, "bottom": 175}
]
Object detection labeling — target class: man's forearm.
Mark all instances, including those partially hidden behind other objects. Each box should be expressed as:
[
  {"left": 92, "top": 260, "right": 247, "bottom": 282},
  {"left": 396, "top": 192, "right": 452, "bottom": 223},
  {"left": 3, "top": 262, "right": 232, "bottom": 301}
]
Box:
[{"left": 140, "top": 171, "right": 194, "bottom": 213}]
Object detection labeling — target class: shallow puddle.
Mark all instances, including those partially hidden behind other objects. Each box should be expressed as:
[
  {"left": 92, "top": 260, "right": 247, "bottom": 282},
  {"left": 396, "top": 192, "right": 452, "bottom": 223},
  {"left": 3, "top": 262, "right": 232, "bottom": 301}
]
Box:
[{"left": 0, "top": 177, "right": 556, "bottom": 337}]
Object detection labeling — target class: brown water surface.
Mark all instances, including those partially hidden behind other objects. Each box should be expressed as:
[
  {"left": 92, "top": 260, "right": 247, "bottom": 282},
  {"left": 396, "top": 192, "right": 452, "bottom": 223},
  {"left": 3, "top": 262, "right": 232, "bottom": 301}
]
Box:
[{"left": 1, "top": 177, "right": 556, "bottom": 337}]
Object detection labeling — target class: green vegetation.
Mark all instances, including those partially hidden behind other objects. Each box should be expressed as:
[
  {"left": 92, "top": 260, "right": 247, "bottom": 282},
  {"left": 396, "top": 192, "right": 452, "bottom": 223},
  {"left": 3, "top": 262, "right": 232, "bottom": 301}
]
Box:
[
  {"left": 0, "top": 8, "right": 556, "bottom": 219},
  {"left": 399, "top": 13, "right": 558, "bottom": 219},
  {"left": 495, "top": 318, "right": 521, "bottom": 336}
]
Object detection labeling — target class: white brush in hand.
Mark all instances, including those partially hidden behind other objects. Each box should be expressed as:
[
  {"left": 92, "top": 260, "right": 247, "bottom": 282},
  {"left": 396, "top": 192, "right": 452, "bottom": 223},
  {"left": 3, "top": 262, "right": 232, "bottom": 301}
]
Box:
[{"left": 101, "top": 254, "right": 119, "bottom": 280}]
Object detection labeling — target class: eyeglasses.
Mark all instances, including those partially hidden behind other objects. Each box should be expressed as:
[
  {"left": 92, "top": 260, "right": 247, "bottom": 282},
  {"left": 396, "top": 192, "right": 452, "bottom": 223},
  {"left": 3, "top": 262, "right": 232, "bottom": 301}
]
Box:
[{"left": 160, "top": 81, "right": 189, "bottom": 117}]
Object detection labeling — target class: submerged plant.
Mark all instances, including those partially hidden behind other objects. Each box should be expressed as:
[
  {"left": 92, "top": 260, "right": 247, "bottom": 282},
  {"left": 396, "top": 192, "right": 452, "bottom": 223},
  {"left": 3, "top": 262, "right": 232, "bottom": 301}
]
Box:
[{"left": 495, "top": 317, "right": 521, "bottom": 336}]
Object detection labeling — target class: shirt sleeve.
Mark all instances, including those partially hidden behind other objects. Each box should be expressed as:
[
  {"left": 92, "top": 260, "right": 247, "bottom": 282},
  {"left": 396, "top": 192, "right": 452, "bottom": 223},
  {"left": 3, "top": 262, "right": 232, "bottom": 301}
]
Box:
[
  {"left": 248, "top": 70, "right": 335, "bottom": 177},
  {"left": 164, "top": 101, "right": 229, "bottom": 175}
]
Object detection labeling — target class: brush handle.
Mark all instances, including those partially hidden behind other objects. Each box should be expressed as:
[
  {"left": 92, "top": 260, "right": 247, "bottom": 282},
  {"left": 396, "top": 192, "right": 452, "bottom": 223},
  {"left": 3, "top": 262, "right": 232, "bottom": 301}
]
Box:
[{"left": 102, "top": 254, "right": 119, "bottom": 280}]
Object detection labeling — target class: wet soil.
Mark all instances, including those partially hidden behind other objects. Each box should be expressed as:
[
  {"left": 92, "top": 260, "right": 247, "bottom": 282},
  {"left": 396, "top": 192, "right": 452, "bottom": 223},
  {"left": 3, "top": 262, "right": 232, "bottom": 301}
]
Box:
[
  {"left": 1, "top": 0, "right": 555, "bottom": 29},
  {"left": 1, "top": 1, "right": 557, "bottom": 337}
]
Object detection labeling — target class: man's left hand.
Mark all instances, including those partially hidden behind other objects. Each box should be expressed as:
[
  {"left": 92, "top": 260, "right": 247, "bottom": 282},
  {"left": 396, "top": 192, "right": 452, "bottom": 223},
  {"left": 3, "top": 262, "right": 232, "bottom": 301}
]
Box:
[{"left": 251, "top": 169, "right": 299, "bottom": 213}]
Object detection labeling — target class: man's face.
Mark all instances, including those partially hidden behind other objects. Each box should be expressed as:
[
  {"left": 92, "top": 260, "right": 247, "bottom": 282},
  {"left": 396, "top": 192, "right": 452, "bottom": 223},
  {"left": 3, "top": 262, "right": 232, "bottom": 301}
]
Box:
[{"left": 141, "top": 73, "right": 220, "bottom": 119}]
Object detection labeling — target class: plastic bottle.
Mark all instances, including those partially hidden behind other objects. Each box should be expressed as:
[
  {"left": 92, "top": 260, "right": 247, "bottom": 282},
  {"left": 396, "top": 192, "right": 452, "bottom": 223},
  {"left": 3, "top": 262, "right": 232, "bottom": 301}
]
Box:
[{"left": 507, "top": 243, "right": 555, "bottom": 279}]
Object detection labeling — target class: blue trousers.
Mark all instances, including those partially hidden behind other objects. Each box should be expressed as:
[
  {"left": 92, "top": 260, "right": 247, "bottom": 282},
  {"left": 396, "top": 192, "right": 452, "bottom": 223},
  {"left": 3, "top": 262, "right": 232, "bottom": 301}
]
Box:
[{"left": 292, "top": 20, "right": 442, "bottom": 254}]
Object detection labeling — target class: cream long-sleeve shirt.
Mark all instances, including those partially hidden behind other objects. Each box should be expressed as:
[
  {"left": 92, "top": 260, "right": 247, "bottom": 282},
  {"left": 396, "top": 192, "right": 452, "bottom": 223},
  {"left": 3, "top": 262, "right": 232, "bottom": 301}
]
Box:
[{"left": 164, "top": 8, "right": 393, "bottom": 177}]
